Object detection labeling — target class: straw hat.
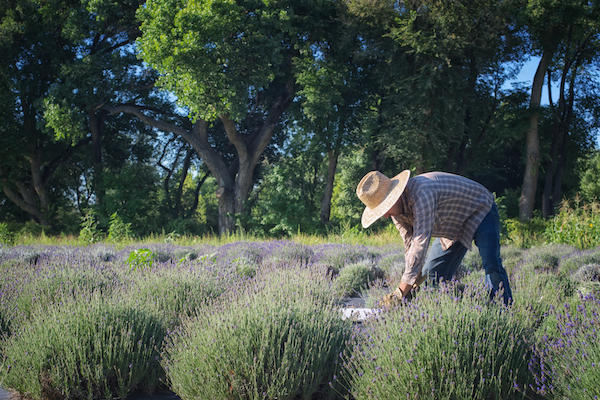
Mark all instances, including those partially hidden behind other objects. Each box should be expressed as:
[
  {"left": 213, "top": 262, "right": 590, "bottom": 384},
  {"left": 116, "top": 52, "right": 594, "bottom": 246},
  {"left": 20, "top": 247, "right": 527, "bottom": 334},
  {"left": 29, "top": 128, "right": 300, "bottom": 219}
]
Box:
[{"left": 356, "top": 170, "right": 411, "bottom": 228}]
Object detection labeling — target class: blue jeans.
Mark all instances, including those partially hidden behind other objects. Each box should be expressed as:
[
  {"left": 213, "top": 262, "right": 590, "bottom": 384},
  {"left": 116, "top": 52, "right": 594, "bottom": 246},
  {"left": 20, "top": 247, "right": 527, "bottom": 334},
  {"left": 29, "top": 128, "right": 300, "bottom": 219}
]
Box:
[{"left": 422, "top": 203, "right": 513, "bottom": 305}]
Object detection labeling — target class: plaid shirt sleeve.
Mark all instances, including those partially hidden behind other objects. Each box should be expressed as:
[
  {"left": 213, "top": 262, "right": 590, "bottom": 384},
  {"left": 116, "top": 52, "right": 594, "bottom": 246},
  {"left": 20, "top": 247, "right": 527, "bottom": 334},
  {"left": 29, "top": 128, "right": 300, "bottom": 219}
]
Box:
[
  {"left": 391, "top": 215, "right": 412, "bottom": 250},
  {"left": 401, "top": 187, "right": 436, "bottom": 285}
]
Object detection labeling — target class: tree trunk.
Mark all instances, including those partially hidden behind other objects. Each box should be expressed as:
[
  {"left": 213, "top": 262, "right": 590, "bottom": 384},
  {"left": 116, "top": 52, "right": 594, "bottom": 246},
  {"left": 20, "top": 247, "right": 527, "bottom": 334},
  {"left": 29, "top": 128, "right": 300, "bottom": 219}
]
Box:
[
  {"left": 89, "top": 111, "right": 105, "bottom": 209},
  {"left": 189, "top": 169, "right": 210, "bottom": 217},
  {"left": 174, "top": 148, "right": 193, "bottom": 216},
  {"left": 320, "top": 149, "right": 339, "bottom": 224},
  {"left": 216, "top": 186, "right": 235, "bottom": 235},
  {"left": 29, "top": 152, "right": 50, "bottom": 226},
  {"left": 104, "top": 80, "right": 293, "bottom": 235},
  {"left": 551, "top": 64, "right": 577, "bottom": 210},
  {"left": 519, "top": 49, "right": 553, "bottom": 221},
  {"left": 1, "top": 181, "right": 46, "bottom": 225}
]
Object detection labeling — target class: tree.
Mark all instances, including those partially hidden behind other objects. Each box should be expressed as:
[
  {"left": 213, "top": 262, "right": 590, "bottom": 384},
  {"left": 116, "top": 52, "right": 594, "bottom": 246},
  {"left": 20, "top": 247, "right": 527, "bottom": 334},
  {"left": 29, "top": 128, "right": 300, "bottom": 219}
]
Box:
[
  {"left": 540, "top": 1, "right": 599, "bottom": 217},
  {"left": 295, "top": 3, "right": 366, "bottom": 225},
  {"left": 42, "top": 0, "right": 161, "bottom": 221},
  {"left": 0, "top": 0, "right": 91, "bottom": 227},
  {"left": 518, "top": 0, "right": 598, "bottom": 220},
  {"left": 104, "top": 0, "right": 338, "bottom": 235}
]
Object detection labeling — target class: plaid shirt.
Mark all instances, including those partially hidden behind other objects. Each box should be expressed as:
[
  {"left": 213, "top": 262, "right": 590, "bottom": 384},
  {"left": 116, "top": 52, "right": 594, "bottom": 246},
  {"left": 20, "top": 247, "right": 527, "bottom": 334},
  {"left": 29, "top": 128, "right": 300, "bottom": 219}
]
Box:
[{"left": 391, "top": 172, "right": 493, "bottom": 285}]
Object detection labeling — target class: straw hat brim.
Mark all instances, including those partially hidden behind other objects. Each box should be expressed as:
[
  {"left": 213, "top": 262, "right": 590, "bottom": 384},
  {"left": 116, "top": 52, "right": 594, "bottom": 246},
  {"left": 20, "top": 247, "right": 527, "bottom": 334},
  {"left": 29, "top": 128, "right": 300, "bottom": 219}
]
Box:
[{"left": 361, "top": 170, "right": 411, "bottom": 228}]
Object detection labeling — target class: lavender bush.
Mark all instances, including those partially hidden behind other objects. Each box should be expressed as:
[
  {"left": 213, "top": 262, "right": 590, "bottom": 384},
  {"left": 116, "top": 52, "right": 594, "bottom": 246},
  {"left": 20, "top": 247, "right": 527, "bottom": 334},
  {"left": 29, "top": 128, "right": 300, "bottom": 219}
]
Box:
[
  {"left": 559, "top": 248, "right": 600, "bottom": 276},
  {"left": 0, "top": 262, "right": 120, "bottom": 336},
  {"left": 530, "top": 292, "right": 600, "bottom": 399},
  {"left": 124, "top": 266, "right": 226, "bottom": 327},
  {"left": 0, "top": 294, "right": 166, "bottom": 399},
  {"left": 0, "top": 240, "right": 597, "bottom": 399},
  {"left": 340, "top": 282, "right": 537, "bottom": 399},
  {"left": 334, "top": 260, "right": 377, "bottom": 298},
  {"left": 162, "top": 267, "right": 352, "bottom": 399}
]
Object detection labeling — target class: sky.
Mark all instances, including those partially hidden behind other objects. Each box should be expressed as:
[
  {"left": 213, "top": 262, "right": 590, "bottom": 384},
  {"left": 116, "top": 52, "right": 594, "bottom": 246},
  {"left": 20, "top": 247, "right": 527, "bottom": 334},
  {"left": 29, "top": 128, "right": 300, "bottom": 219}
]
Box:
[
  {"left": 504, "top": 56, "right": 552, "bottom": 105},
  {"left": 507, "top": 56, "right": 600, "bottom": 147}
]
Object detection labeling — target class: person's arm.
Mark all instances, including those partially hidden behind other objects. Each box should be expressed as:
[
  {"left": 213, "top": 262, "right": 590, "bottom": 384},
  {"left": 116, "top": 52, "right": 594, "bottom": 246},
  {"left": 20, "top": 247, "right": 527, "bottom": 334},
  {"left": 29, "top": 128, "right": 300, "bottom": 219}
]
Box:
[
  {"left": 391, "top": 215, "right": 412, "bottom": 250},
  {"left": 398, "top": 189, "right": 436, "bottom": 295}
]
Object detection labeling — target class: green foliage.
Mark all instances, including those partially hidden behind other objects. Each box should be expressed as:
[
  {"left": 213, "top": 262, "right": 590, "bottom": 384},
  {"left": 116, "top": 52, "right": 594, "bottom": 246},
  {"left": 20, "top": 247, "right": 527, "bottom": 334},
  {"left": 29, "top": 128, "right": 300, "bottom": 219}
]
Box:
[
  {"left": 341, "top": 284, "right": 536, "bottom": 399},
  {"left": 250, "top": 146, "right": 324, "bottom": 236},
  {"left": 162, "top": 268, "right": 352, "bottom": 399},
  {"left": 126, "top": 248, "right": 156, "bottom": 271},
  {"left": 543, "top": 199, "right": 600, "bottom": 249},
  {"left": 330, "top": 148, "right": 370, "bottom": 226},
  {"left": 79, "top": 210, "right": 103, "bottom": 244},
  {"left": 0, "top": 264, "right": 118, "bottom": 335},
  {"left": 504, "top": 217, "right": 547, "bottom": 248},
  {"left": 0, "top": 223, "right": 15, "bottom": 245},
  {"left": 137, "top": 0, "right": 336, "bottom": 121},
  {"left": 42, "top": 97, "right": 86, "bottom": 142},
  {"left": 578, "top": 151, "right": 600, "bottom": 203},
  {"left": 126, "top": 268, "right": 224, "bottom": 327},
  {"left": 107, "top": 212, "right": 132, "bottom": 242},
  {"left": 532, "top": 293, "right": 600, "bottom": 399},
  {"left": 0, "top": 295, "right": 166, "bottom": 399},
  {"left": 334, "top": 261, "right": 374, "bottom": 298},
  {"left": 233, "top": 257, "right": 257, "bottom": 279},
  {"left": 102, "top": 164, "right": 162, "bottom": 236}
]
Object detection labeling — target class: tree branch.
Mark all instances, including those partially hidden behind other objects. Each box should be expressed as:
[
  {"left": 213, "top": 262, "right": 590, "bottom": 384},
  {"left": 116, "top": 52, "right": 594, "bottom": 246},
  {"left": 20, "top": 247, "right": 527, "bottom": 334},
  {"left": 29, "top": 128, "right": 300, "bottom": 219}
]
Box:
[
  {"left": 249, "top": 81, "right": 295, "bottom": 166},
  {"left": 103, "top": 104, "right": 191, "bottom": 137},
  {"left": 219, "top": 115, "right": 249, "bottom": 165}
]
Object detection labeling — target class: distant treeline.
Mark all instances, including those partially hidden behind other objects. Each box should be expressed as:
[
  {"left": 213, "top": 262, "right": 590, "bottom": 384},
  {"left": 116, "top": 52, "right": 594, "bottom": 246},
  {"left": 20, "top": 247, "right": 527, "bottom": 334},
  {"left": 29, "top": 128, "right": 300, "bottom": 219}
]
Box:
[{"left": 0, "top": 0, "right": 599, "bottom": 236}]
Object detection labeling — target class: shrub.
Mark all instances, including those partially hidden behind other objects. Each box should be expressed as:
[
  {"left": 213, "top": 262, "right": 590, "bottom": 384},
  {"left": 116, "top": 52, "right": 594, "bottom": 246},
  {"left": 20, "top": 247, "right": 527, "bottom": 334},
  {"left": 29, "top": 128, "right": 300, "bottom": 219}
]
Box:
[
  {"left": 530, "top": 292, "right": 600, "bottom": 399},
  {"left": 340, "top": 283, "right": 537, "bottom": 399},
  {"left": 543, "top": 199, "right": 600, "bottom": 249},
  {"left": 319, "top": 245, "right": 379, "bottom": 274},
  {"left": 233, "top": 257, "right": 257, "bottom": 279},
  {"left": 511, "top": 267, "right": 576, "bottom": 328},
  {"left": 375, "top": 252, "right": 405, "bottom": 283},
  {"left": 126, "top": 267, "right": 224, "bottom": 327},
  {"left": 89, "top": 245, "right": 116, "bottom": 262},
  {"left": 126, "top": 248, "right": 156, "bottom": 271},
  {"left": 0, "top": 265, "right": 118, "bottom": 335},
  {"left": 0, "top": 223, "right": 15, "bottom": 245},
  {"left": 266, "top": 242, "right": 315, "bottom": 266},
  {"left": 571, "top": 264, "right": 600, "bottom": 282},
  {"left": 504, "top": 217, "right": 547, "bottom": 248},
  {"left": 174, "top": 250, "right": 198, "bottom": 263},
  {"left": 558, "top": 248, "right": 600, "bottom": 276},
  {"left": 107, "top": 212, "right": 132, "bottom": 242},
  {"left": 334, "top": 261, "right": 374, "bottom": 298},
  {"left": 459, "top": 246, "right": 525, "bottom": 279},
  {"left": 79, "top": 210, "right": 103, "bottom": 244},
  {"left": 0, "top": 295, "right": 166, "bottom": 399},
  {"left": 162, "top": 268, "right": 352, "bottom": 399},
  {"left": 500, "top": 245, "right": 526, "bottom": 272},
  {"left": 518, "top": 244, "right": 575, "bottom": 273},
  {"left": 577, "top": 151, "right": 600, "bottom": 203}
]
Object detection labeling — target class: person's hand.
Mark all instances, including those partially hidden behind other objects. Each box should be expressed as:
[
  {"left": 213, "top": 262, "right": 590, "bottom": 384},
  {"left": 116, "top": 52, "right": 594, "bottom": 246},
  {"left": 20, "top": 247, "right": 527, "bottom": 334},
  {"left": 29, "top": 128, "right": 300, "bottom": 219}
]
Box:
[
  {"left": 379, "top": 288, "right": 403, "bottom": 309},
  {"left": 398, "top": 281, "right": 413, "bottom": 297}
]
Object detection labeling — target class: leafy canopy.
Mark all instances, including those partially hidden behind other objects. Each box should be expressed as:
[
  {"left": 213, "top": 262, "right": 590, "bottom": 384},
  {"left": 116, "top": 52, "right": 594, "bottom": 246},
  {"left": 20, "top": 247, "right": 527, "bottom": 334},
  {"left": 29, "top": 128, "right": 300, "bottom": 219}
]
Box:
[{"left": 137, "top": 0, "right": 335, "bottom": 122}]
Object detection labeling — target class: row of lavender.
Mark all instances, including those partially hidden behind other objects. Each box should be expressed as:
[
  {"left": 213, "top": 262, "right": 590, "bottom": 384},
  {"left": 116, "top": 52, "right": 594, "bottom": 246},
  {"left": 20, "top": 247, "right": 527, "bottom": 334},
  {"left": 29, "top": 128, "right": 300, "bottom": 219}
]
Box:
[{"left": 0, "top": 241, "right": 598, "bottom": 399}]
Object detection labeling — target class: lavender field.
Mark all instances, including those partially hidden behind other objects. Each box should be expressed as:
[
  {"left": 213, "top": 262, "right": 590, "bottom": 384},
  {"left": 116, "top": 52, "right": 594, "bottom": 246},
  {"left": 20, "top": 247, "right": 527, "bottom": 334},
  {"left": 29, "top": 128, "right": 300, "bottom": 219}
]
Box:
[{"left": 0, "top": 240, "right": 598, "bottom": 399}]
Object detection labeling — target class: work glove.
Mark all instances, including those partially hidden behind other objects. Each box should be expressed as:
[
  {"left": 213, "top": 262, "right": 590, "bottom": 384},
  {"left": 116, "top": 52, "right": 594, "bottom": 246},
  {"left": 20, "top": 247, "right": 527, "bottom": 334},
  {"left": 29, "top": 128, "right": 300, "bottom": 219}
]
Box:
[{"left": 379, "top": 287, "right": 412, "bottom": 309}]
